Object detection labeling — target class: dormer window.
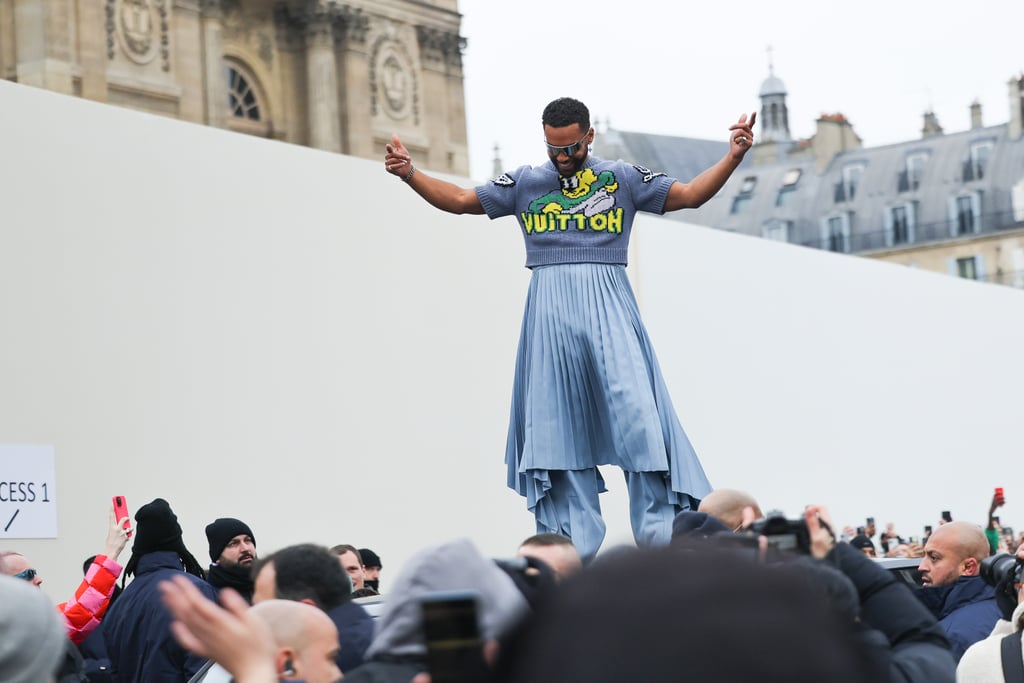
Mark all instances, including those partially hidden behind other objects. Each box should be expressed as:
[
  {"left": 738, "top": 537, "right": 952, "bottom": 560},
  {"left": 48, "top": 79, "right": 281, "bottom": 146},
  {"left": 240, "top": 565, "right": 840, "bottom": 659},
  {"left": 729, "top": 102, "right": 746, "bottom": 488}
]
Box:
[
  {"left": 963, "top": 140, "right": 993, "bottom": 181},
  {"left": 731, "top": 195, "right": 751, "bottom": 214},
  {"left": 731, "top": 176, "right": 757, "bottom": 214},
  {"left": 835, "top": 163, "right": 865, "bottom": 202},
  {"left": 775, "top": 169, "right": 801, "bottom": 207},
  {"left": 898, "top": 152, "right": 928, "bottom": 192}
]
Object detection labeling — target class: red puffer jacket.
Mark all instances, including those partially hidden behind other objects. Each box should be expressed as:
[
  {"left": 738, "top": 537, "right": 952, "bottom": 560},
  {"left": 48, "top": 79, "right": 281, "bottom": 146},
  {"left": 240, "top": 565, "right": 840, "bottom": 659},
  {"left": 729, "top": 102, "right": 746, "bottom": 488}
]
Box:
[{"left": 58, "top": 554, "right": 123, "bottom": 644}]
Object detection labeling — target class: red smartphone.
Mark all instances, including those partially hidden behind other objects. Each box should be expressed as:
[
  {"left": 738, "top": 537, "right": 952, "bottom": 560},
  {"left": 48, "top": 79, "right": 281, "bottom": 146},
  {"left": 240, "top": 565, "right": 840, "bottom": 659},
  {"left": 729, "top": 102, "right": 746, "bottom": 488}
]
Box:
[
  {"left": 996, "top": 487, "right": 1005, "bottom": 500},
  {"left": 113, "top": 495, "right": 132, "bottom": 537}
]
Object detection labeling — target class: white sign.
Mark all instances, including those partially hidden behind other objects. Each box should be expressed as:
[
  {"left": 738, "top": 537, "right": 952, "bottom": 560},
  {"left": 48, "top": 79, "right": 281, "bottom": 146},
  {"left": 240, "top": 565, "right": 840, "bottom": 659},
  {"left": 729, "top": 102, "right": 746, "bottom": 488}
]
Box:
[{"left": 0, "top": 445, "right": 57, "bottom": 538}]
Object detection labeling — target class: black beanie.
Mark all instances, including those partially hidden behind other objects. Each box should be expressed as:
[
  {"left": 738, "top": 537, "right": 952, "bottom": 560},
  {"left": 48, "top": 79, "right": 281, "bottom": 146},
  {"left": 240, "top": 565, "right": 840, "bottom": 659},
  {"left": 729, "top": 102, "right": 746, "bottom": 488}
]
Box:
[
  {"left": 358, "top": 548, "right": 381, "bottom": 568},
  {"left": 205, "top": 518, "right": 256, "bottom": 563},
  {"left": 132, "top": 498, "right": 185, "bottom": 555},
  {"left": 849, "top": 535, "right": 876, "bottom": 553}
]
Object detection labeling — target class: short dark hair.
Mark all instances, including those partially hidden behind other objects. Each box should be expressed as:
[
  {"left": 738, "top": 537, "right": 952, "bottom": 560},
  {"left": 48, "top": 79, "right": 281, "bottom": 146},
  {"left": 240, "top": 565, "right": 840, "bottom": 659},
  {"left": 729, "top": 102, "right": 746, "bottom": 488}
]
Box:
[
  {"left": 542, "top": 98, "right": 590, "bottom": 130},
  {"left": 254, "top": 543, "right": 351, "bottom": 610},
  {"left": 329, "top": 544, "right": 362, "bottom": 563},
  {"left": 519, "top": 533, "right": 574, "bottom": 548}
]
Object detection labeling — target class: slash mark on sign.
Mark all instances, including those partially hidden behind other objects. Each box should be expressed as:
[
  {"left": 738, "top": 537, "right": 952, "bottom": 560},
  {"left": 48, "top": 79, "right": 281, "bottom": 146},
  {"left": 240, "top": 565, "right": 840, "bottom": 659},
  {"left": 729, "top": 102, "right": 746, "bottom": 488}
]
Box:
[{"left": 4, "top": 509, "right": 19, "bottom": 532}]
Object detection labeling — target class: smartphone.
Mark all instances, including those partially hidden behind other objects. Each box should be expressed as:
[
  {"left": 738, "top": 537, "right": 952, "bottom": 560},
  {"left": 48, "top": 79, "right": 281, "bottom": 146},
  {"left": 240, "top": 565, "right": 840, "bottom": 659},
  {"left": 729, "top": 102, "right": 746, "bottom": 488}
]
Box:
[
  {"left": 420, "top": 591, "right": 489, "bottom": 683},
  {"left": 924, "top": 525, "right": 933, "bottom": 535},
  {"left": 941, "top": 510, "right": 953, "bottom": 523},
  {"left": 112, "top": 495, "right": 132, "bottom": 537}
]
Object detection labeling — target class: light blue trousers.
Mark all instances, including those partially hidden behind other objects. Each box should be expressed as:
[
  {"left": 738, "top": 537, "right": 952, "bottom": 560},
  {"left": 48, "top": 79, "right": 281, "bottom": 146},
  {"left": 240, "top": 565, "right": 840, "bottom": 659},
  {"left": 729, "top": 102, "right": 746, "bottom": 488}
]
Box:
[{"left": 534, "top": 468, "right": 692, "bottom": 561}]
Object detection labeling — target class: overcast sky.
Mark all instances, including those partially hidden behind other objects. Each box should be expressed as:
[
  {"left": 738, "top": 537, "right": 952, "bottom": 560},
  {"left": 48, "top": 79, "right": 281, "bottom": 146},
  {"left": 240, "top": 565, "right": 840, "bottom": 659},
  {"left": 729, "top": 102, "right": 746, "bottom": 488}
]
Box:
[{"left": 457, "top": 0, "right": 1023, "bottom": 181}]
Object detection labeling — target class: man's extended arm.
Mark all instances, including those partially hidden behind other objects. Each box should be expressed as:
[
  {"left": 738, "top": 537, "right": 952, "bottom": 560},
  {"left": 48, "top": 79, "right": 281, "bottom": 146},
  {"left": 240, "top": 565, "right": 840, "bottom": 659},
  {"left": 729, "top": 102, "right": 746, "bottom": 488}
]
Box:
[
  {"left": 384, "top": 134, "right": 484, "bottom": 215},
  {"left": 664, "top": 112, "right": 756, "bottom": 212}
]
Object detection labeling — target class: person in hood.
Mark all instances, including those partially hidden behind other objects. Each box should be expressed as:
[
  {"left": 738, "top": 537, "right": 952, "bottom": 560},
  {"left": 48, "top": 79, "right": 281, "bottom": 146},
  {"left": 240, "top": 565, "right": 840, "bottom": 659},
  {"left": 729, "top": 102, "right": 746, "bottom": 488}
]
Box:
[{"left": 345, "top": 538, "right": 530, "bottom": 683}]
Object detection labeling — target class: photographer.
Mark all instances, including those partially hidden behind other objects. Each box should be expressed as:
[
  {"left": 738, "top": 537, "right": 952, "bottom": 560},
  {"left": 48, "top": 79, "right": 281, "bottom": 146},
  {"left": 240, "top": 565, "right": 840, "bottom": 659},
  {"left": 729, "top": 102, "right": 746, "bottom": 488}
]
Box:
[
  {"left": 803, "top": 505, "right": 957, "bottom": 682},
  {"left": 957, "top": 546, "right": 1024, "bottom": 681}
]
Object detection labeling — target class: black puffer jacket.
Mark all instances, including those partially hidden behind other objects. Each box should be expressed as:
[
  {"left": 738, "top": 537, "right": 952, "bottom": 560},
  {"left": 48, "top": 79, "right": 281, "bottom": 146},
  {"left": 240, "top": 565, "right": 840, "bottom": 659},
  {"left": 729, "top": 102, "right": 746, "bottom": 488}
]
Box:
[{"left": 826, "top": 542, "right": 956, "bottom": 683}]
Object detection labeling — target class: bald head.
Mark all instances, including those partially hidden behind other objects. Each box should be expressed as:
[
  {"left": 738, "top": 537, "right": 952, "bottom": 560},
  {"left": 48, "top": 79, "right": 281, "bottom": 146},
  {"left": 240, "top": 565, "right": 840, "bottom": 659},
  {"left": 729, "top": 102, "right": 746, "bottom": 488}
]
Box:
[
  {"left": 918, "top": 521, "right": 990, "bottom": 587},
  {"left": 250, "top": 600, "right": 340, "bottom": 683},
  {"left": 929, "top": 522, "right": 989, "bottom": 565},
  {"left": 698, "top": 489, "right": 762, "bottom": 531}
]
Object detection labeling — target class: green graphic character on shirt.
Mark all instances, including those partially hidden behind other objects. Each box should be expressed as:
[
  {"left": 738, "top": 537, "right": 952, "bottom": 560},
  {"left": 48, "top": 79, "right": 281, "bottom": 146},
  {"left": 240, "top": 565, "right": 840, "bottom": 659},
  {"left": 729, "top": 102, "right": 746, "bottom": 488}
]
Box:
[{"left": 529, "top": 168, "right": 619, "bottom": 217}]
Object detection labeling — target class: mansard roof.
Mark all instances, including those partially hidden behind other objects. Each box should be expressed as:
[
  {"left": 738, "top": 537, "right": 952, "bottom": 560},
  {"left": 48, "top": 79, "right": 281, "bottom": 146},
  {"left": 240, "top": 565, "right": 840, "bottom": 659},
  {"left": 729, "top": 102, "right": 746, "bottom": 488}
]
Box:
[
  {"left": 596, "top": 127, "right": 749, "bottom": 183},
  {"left": 598, "top": 120, "right": 1024, "bottom": 252}
]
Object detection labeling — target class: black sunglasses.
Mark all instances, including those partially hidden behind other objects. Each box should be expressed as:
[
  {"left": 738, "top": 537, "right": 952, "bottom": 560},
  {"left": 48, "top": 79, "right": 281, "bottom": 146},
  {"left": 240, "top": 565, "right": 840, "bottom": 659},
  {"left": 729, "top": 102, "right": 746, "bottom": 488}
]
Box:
[
  {"left": 545, "top": 131, "right": 590, "bottom": 158},
  {"left": 14, "top": 568, "right": 38, "bottom": 581}
]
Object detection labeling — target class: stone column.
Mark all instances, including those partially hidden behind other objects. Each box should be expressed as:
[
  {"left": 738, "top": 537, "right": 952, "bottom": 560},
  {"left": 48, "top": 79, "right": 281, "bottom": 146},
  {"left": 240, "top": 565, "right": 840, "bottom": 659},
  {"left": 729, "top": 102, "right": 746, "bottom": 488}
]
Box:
[
  {"left": 13, "top": 0, "right": 73, "bottom": 93},
  {"left": 173, "top": 0, "right": 204, "bottom": 123},
  {"left": 416, "top": 26, "right": 467, "bottom": 174},
  {"left": 200, "top": 0, "right": 227, "bottom": 128},
  {"left": 304, "top": 8, "right": 341, "bottom": 153},
  {"left": 272, "top": 4, "right": 305, "bottom": 144},
  {"left": 336, "top": 5, "right": 369, "bottom": 157},
  {"left": 76, "top": 0, "right": 108, "bottom": 100}
]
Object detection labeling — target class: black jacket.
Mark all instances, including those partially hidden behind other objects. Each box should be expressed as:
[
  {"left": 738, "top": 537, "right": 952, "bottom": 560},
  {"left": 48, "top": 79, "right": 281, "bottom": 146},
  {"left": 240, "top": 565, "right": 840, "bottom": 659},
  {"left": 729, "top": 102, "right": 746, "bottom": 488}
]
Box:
[
  {"left": 102, "top": 551, "right": 217, "bottom": 683},
  {"left": 826, "top": 542, "right": 956, "bottom": 683},
  {"left": 328, "top": 599, "right": 375, "bottom": 674}
]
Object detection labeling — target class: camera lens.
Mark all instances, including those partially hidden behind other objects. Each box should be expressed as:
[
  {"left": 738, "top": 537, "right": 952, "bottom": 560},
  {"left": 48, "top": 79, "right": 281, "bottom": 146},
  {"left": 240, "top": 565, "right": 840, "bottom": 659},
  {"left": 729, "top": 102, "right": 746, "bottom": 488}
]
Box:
[{"left": 980, "top": 552, "right": 1019, "bottom": 587}]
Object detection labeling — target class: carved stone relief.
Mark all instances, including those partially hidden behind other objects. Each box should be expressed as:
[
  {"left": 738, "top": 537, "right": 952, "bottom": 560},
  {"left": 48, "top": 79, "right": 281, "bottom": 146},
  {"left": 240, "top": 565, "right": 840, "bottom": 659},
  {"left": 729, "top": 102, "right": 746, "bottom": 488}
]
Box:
[
  {"left": 108, "top": 0, "right": 171, "bottom": 70},
  {"left": 370, "top": 36, "right": 418, "bottom": 124}
]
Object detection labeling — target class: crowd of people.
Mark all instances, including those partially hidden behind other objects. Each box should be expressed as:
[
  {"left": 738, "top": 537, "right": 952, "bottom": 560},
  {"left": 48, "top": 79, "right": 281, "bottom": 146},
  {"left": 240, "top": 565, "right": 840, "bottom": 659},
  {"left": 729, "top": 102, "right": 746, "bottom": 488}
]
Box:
[
  {"left": 4, "top": 95, "right": 1021, "bottom": 682},
  {"left": 2, "top": 489, "right": 1022, "bottom": 683}
]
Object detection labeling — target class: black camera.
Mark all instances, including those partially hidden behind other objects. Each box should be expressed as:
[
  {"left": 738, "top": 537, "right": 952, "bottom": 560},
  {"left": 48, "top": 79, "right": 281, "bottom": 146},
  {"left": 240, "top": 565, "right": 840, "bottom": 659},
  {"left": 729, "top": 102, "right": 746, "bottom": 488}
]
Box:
[
  {"left": 980, "top": 552, "right": 1023, "bottom": 620},
  {"left": 748, "top": 511, "right": 811, "bottom": 557}
]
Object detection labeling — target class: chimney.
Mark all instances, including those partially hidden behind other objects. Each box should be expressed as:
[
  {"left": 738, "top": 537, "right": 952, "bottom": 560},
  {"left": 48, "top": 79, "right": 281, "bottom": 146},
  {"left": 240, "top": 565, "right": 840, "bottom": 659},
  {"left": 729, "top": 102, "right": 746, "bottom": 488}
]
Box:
[
  {"left": 812, "top": 113, "right": 862, "bottom": 172},
  {"left": 1010, "top": 74, "right": 1024, "bottom": 141},
  {"left": 970, "top": 100, "right": 983, "bottom": 129},
  {"left": 921, "top": 110, "right": 943, "bottom": 138}
]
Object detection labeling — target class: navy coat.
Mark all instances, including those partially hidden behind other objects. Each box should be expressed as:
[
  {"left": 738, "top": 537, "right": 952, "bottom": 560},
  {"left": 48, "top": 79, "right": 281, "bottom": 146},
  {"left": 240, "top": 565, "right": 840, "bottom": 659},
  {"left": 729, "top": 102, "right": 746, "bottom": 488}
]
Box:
[
  {"left": 102, "top": 552, "right": 217, "bottom": 682},
  {"left": 916, "top": 574, "right": 1002, "bottom": 662}
]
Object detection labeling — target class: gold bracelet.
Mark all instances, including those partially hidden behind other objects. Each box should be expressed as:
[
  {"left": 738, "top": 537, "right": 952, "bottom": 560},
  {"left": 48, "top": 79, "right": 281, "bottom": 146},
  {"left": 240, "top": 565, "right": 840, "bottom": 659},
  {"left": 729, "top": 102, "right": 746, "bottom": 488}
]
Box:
[{"left": 401, "top": 165, "right": 415, "bottom": 182}]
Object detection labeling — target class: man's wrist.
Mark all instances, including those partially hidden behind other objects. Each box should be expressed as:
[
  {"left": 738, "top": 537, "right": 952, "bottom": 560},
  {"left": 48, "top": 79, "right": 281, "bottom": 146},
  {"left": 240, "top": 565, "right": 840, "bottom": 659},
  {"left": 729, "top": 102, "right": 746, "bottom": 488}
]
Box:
[{"left": 401, "top": 164, "right": 416, "bottom": 182}]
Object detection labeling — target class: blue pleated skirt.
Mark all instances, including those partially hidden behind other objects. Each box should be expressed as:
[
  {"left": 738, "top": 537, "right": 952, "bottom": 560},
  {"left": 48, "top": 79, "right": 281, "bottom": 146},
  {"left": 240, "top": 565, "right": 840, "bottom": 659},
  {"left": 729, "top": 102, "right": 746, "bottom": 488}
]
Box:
[{"left": 504, "top": 263, "right": 712, "bottom": 525}]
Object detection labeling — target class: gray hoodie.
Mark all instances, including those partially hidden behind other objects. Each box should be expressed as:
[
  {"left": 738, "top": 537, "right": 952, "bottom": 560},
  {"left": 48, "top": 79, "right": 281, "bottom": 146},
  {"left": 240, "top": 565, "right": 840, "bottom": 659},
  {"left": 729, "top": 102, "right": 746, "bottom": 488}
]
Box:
[{"left": 364, "top": 538, "right": 529, "bottom": 659}]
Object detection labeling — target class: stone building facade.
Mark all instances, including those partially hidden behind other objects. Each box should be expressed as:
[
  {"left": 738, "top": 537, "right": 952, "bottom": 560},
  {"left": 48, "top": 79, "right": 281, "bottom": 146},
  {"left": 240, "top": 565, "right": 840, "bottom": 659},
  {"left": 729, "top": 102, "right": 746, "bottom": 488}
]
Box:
[{"left": 0, "top": 0, "right": 468, "bottom": 173}]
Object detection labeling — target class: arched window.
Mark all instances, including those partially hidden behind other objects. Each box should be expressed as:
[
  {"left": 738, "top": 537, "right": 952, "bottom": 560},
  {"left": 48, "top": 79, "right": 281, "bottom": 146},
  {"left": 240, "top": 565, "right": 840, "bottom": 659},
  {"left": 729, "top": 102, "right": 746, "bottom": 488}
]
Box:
[
  {"left": 223, "top": 60, "right": 273, "bottom": 137},
  {"left": 226, "top": 65, "right": 261, "bottom": 120}
]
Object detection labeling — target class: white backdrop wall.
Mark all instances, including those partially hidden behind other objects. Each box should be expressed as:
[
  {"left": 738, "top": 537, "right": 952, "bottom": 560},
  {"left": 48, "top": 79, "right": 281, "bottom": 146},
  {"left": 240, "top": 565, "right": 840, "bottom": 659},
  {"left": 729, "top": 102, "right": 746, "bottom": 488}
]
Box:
[{"left": 1, "top": 80, "right": 1023, "bottom": 602}]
